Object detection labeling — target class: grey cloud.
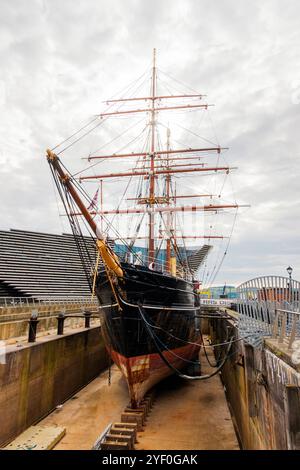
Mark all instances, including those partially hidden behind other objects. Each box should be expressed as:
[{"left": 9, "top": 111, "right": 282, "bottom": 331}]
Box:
[{"left": 0, "top": 0, "right": 299, "bottom": 285}]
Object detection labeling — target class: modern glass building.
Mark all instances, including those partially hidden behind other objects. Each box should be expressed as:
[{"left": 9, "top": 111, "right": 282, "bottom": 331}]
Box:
[{"left": 200, "top": 285, "right": 239, "bottom": 299}]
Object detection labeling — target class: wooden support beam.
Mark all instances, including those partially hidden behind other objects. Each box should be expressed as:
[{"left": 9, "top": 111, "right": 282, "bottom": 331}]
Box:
[
  {"left": 285, "top": 385, "right": 300, "bottom": 449},
  {"left": 96, "top": 103, "right": 213, "bottom": 119},
  {"left": 79, "top": 166, "right": 235, "bottom": 181},
  {"left": 104, "top": 93, "right": 205, "bottom": 103},
  {"left": 244, "top": 344, "right": 257, "bottom": 418},
  {"left": 72, "top": 203, "right": 243, "bottom": 216},
  {"left": 86, "top": 146, "right": 225, "bottom": 161}
]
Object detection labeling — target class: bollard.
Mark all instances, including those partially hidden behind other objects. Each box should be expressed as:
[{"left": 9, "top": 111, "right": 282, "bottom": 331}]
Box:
[
  {"left": 57, "top": 312, "right": 65, "bottom": 335},
  {"left": 28, "top": 310, "right": 39, "bottom": 343},
  {"left": 84, "top": 310, "right": 92, "bottom": 328}
]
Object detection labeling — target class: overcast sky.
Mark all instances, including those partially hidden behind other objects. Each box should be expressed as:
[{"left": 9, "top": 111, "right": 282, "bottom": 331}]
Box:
[{"left": 0, "top": 0, "right": 299, "bottom": 286}]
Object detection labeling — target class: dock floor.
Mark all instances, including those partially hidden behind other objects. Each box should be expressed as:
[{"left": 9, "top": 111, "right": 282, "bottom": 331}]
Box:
[
  {"left": 135, "top": 344, "right": 239, "bottom": 450},
  {"left": 39, "top": 339, "right": 239, "bottom": 450}
]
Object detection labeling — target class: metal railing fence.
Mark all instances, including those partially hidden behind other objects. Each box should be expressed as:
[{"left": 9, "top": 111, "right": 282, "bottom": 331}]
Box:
[
  {"left": 237, "top": 276, "right": 300, "bottom": 347},
  {"left": 0, "top": 296, "right": 99, "bottom": 308}
]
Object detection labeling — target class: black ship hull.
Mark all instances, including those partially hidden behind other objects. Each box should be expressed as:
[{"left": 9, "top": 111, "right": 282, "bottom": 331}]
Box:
[{"left": 96, "top": 263, "right": 201, "bottom": 406}]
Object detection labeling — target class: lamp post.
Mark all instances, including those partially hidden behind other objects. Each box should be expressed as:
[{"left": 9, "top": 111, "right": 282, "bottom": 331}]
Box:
[{"left": 287, "top": 266, "right": 293, "bottom": 303}]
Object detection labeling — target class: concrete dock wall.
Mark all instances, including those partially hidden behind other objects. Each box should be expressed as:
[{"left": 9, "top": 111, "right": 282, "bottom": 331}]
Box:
[
  {"left": 210, "top": 311, "right": 300, "bottom": 449},
  {"left": 0, "top": 326, "right": 108, "bottom": 447}
]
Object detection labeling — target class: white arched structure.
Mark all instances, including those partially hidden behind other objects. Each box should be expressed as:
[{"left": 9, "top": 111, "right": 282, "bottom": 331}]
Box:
[{"left": 236, "top": 276, "right": 300, "bottom": 346}]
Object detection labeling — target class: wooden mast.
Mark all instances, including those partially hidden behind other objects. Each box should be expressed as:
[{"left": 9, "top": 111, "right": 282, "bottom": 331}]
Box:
[
  {"left": 165, "top": 128, "right": 171, "bottom": 272},
  {"left": 148, "top": 48, "right": 156, "bottom": 265},
  {"left": 100, "top": 179, "right": 103, "bottom": 232}
]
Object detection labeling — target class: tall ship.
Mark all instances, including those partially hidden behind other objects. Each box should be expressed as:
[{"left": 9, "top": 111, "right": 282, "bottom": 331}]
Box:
[{"left": 46, "top": 50, "right": 243, "bottom": 406}]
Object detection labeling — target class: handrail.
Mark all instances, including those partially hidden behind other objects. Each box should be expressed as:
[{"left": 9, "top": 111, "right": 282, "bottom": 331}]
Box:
[
  {"left": 275, "top": 308, "right": 300, "bottom": 316},
  {"left": 0, "top": 296, "right": 99, "bottom": 308},
  {"left": 236, "top": 299, "right": 300, "bottom": 348},
  {"left": 272, "top": 307, "right": 300, "bottom": 349}
]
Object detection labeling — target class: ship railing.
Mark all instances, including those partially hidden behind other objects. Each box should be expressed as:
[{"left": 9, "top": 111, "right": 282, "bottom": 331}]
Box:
[
  {"left": 118, "top": 252, "right": 166, "bottom": 270},
  {"left": 0, "top": 296, "right": 99, "bottom": 308},
  {"left": 118, "top": 252, "right": 193, "bottom": 279}
]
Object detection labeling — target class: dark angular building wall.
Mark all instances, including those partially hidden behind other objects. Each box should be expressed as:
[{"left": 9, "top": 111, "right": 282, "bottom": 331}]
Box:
[{"left": 0, "top": 229, "right": 96, "bottom": 299}]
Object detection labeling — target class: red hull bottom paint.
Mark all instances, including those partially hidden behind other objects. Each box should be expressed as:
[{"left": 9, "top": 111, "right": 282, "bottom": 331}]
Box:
[{"left": 110, "top": 342, "right": 201, "bottom": 407}]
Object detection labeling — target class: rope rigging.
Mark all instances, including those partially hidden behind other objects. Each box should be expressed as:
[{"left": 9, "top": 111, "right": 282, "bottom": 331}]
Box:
[
  {"left": 44, "top": 52, "right": 252, "bottom": 415},
  {"left": 48, "top": 56, "right": 242, "bottom": 299},
  {"left": 137, "top": 303, "right": 235, "bottom": 381}
]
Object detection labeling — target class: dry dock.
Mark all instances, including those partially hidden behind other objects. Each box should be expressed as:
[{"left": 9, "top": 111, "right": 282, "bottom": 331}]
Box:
[
  {"left": 2, "top": 231, "right": 300, "bottom": 450},
  {"left": 37, "top": 339, "right": 239, "bottom": 450},
  {"left": 2, "top": 296, "right": 300, "bottom": 450}
]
